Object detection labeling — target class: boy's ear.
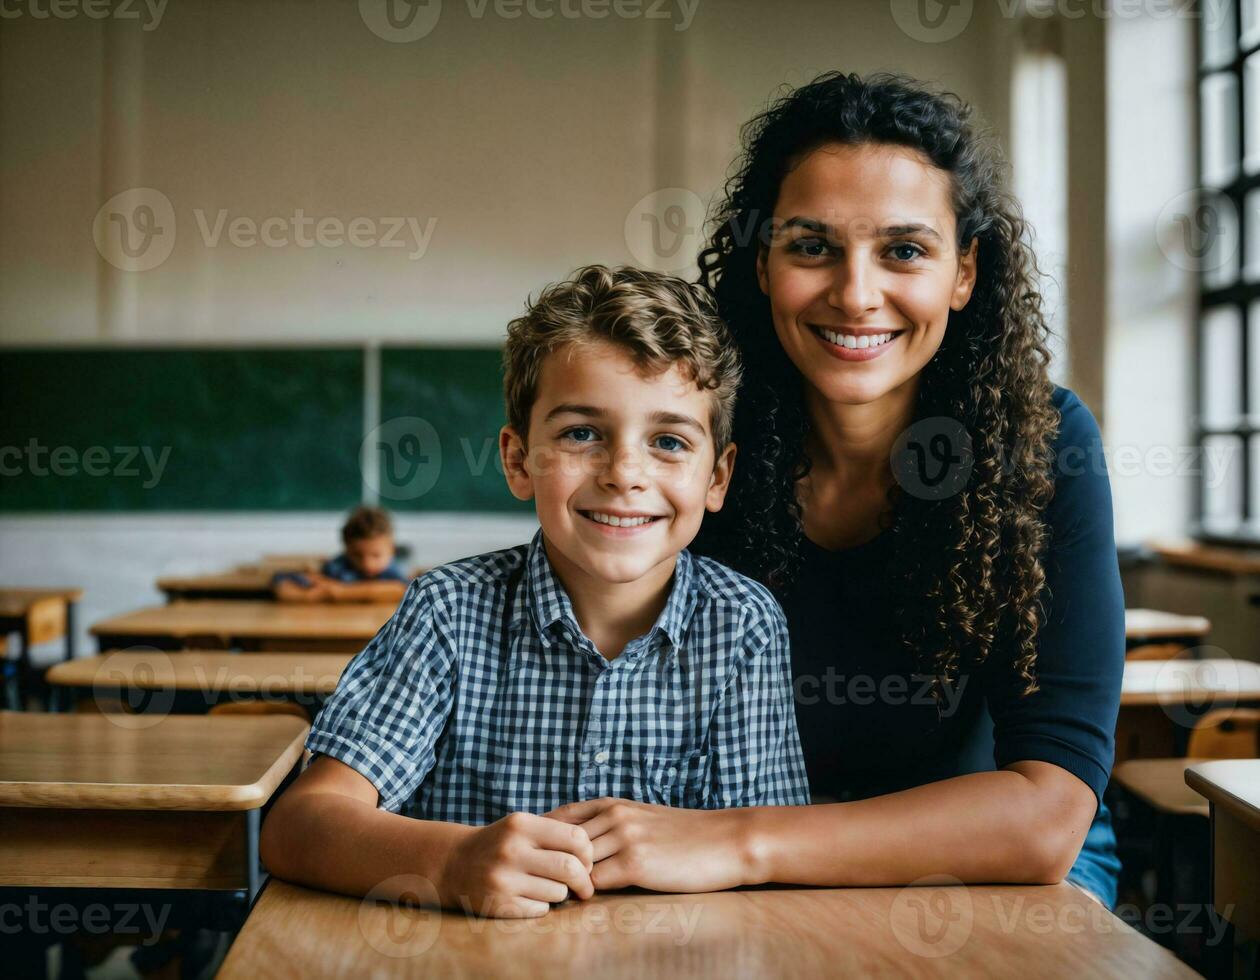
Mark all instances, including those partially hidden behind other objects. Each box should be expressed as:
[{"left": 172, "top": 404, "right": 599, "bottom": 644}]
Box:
[
  {"left": 705, "top": 442, "right": 737, "bottom": 512},
  {"left": 499, "top": 425, "right": 535, "bottom": 502}
]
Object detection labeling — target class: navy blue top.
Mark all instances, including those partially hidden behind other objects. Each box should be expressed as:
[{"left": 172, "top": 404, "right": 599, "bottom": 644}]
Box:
[{"left": 778, "top": 387, "right": 1124, "bottom": 806}]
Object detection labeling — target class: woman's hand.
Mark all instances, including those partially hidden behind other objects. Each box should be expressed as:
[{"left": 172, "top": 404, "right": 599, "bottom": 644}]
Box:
[{"left": 545, "top": 798, "right": 754, "bottom": 893}]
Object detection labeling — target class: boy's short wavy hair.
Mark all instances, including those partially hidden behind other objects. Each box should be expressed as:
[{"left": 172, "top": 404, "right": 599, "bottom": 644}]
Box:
[
  {"left": 503, "top": 265, "right": 742, "bottom": 453},
  {"left": 341, "top": 505, "right": 393, "bottom": 545}
]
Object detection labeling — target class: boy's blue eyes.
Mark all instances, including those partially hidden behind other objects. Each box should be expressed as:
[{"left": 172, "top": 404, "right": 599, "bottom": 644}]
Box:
[{"left": 560, "top": 427, "right": 687, "bottom": 452}]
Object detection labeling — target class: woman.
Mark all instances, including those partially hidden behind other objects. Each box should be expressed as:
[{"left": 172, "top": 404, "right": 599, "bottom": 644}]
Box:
[{"left": 550, "top": 72, "right": 1124, "bottom": 905}]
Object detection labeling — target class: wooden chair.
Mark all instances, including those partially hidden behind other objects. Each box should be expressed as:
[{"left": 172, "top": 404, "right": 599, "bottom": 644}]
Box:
[
  {"left": 1186, "top": 707, "right": 1260, "bottom": 759},
  {"left": 208, "top": 700, "right": 311, "bottom": 722}
]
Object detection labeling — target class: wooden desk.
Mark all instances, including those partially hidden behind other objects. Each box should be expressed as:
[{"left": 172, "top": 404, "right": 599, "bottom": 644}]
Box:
[
  {"left": 45, "top": 650, "right": 352, "bottom": 714},
  {"left": 1186, "top": 760, "right": 1260, "bottom": 943},
  {"left": 1124, "top": 608, "right": 1211, "bottom": 646},
  {"left": 1117, "top": 659, "right": 1260, "bottom": 762},
  {"left": 158, "top": 566, "right": 426, "bottom": 601},
  {"left": 1120, "top": 659, "right": 1260, "bottom": 707},
  {"left": 0, "top": 587, "right": 83, "bottom": 709},
  {"left": 0, "top": 712, "right": 307, "bottom": 901},
  {"left": 1151, "top": 540, "right": 1260, "bottom": 577},
  {"left": 91, "top": 600, "right": 395, "bottom": 653},
  {"left": 1111, "top": 759, "right": 1210, "bottom": 817},
  {"left": 157, "top": 571, "right": 279, "bottom": 602},
  {"left": 219, "top": 879, "right": 1194, "bottom": 978}
]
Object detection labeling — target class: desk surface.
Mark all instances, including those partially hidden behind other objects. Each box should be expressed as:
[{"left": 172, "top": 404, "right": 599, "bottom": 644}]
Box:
[
  {"left": 0, "top": 587, "right": 83, "bottom": 617},
  {"left": 91, "top": 600, "right": 395, "bottom": 642},
  {"left": 46, "top": 650, "right": 352, "bottom": 694},
  {"left": 1124, "top": 607, "right": 1212, "bottom": 641},
  {"left": 1120, "top": 658, "right": 1260, "bottom": 706},
  {"left": 156, "top": 570, "right": 279, "bottom": 595},
  {"left": 1112, "top": 758, "right": 1210, "bottom": 817},
  {"left": 0, "top": 711, "right": 308, "bottom": 810},
  {"left": 1186, "top": 759, "right": 1260, "bottom": 833},
  {"left": 1151, "top": 540, "right": 1260, "bottom": 577},
  {"left": 219, "top": 879, "right": 1195, "bottom": 978}
]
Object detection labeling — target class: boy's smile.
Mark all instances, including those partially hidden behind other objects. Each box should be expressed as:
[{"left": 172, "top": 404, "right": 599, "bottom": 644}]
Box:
[{"left": 501, "top": 339, "right": 735, "bottom": 625}]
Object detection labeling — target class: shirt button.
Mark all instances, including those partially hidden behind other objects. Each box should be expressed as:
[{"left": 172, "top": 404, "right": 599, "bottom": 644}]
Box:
[{"left": 593, "top": 750, "right": 609, "bottom": 765}]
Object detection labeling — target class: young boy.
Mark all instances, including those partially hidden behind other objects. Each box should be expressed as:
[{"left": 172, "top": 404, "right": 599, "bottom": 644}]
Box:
[
  {"left": 260, "top": 265, "right": 808, "bottom": 918},
  {"left": 272, "top": 505, "right": 410, "bottom": 604}
]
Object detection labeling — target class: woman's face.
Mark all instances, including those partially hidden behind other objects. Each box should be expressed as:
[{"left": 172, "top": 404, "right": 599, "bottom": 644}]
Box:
[{"left": 757, "top": 141, "right": 977, "bottom": 407}]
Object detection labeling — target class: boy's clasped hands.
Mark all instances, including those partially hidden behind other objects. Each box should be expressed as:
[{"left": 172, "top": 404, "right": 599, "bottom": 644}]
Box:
[{"left": 440, "top": 799, "right": 752, "bottom": 918}]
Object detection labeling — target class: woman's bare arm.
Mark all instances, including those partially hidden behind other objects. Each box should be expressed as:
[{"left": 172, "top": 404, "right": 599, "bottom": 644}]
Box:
[{"left": 550, "top": 761, "right": 1096, "bottom": 891}]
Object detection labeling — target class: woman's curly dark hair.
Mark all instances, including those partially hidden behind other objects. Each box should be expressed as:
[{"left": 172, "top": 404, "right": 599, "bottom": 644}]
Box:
[{"left": 692, "top": 71, "right": 1059, "bottom": 696}]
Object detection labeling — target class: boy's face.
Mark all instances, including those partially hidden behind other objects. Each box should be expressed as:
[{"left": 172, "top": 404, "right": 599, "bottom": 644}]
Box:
[
  {"left": 501, "top": 340, "right": 736, "bottom": 588},
  {"left": 345, "top": 533, "right": 395, "bottom": 578}
]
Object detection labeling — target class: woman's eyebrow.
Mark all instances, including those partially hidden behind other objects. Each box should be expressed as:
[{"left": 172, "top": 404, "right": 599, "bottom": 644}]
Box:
[{"left": 780, "top": 216, "right": 943, "bottom": 242}]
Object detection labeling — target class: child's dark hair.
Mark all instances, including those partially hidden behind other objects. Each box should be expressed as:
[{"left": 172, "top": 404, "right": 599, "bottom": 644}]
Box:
[
  {"left": 693, "top": 71, "right": 1058, "bottom": 697},
  {"left": 341, "top": 505, "right": 394, "bottom": 545}
]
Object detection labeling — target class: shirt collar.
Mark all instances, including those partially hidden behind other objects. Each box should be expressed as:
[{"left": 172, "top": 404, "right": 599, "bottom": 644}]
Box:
[{"left": 516, "top": 528, "right": 697, "bottom": 658}]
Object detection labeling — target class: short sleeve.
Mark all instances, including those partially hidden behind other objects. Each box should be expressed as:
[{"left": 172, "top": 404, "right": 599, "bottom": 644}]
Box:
[
  {"left": 988, "top": 389, "right": 1125, "bottom": 803},
  {"left": 706, "top": 599, "right": 812, "bottom": 807},
  {"left": 305, "top": 579, "right": 457, "bottom": 811}
]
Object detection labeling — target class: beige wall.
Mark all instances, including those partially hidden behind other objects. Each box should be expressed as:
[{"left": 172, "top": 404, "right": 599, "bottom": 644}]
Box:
[{"left": 1, "top": 0, "right": 1003, "bottom": 346}]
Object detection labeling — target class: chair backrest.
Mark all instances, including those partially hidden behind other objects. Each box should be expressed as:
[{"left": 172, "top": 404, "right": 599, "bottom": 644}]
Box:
[
  {"left": 208, "top": 699, "right": 311, "bottom": 722},
  {"left": 1125, "top": 643, "right": 1187, "bottom": 662},
  {"left": 1186, "top": 708, "right": 1260, "bottom": 759}
]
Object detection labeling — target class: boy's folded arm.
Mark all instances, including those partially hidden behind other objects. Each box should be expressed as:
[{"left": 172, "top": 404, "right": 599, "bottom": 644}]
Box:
[
  {"left": 260, "top": 755, "right": 597, "bottom": 918},
  {"left": 259, "top": 754, "right": 475, "bottom": 904}
]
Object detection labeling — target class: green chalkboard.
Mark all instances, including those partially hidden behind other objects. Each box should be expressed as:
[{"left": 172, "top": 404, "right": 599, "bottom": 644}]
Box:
[
  {"left": 0, "top": 348, "right": 364, "bottom": 511},
  {"left": 377, "top": 347, "right": 530, "bottom": 513}
]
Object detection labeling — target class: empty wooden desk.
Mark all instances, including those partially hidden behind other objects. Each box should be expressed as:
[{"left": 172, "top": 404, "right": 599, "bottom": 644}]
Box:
[
  {"left": 1116, "top": 659, "right": 1260, "bottom": 762},
  {"left": 1111, "top": 759, "right": 1210, "bottom": 818},
  {"left": 0, "top": 712, "right": 307, "bottom": 932},
  {"left": 1124, "top": 608, "right": 1211, "bottom": 650},
  {"left": 45, "top": 650, "right": 353, "bottom": 714},
  {"left": 0, "top": 587, "right": 83, "bottom": 707},
  {"left": 219, "top": 879, "right": 1194, "bottom": 978},
  {"left": 1186, "top": 760, "right": 1260, "bottom": 948},
  {"left": 91, "top": 600, "right": 395, "bottom": 653},
  {"left": 157, "top": 570, "right": 280, "bottom": 602}
]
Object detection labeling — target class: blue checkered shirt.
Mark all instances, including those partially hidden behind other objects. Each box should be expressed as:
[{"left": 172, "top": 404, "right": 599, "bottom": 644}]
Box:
[{"left": 305, "top": 528, "right": 810, "bottom": 823}]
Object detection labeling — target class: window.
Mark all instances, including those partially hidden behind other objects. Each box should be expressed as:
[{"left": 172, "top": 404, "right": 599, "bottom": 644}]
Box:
[{"left": 1197, "top": 0, "right": 1260, "bottom": 541}]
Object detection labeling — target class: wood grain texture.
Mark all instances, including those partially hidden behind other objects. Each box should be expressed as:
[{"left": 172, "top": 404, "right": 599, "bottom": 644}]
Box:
[
  {"left": 219, "top": 881, "right": 1197, "bottom": 979},
  {"left": 1111, "top": 759, "right": 1210, "bottom": 817},
  {"left": 0, "top": 712, "right": 308, "bottom": 810},
  {"left": 90, "top": 600, "right": 394, "bottom": 644},
  {"left": 0, "top": 807, "right": 248, "bottom": 889},
  {"left": 1120, "top": 659, "right": 1260, "bottom": 706},
  {"left": 1124, "top": 608, "right": 1212, "bottom": 641},
  {"left": 47, "top": 650, "right": 351, "bottom": 695}
]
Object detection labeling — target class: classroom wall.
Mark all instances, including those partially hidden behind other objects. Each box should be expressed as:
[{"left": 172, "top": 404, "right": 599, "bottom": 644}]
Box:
[{"left": 0, "top": 1, "right": 1203, "bottom": 650}]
